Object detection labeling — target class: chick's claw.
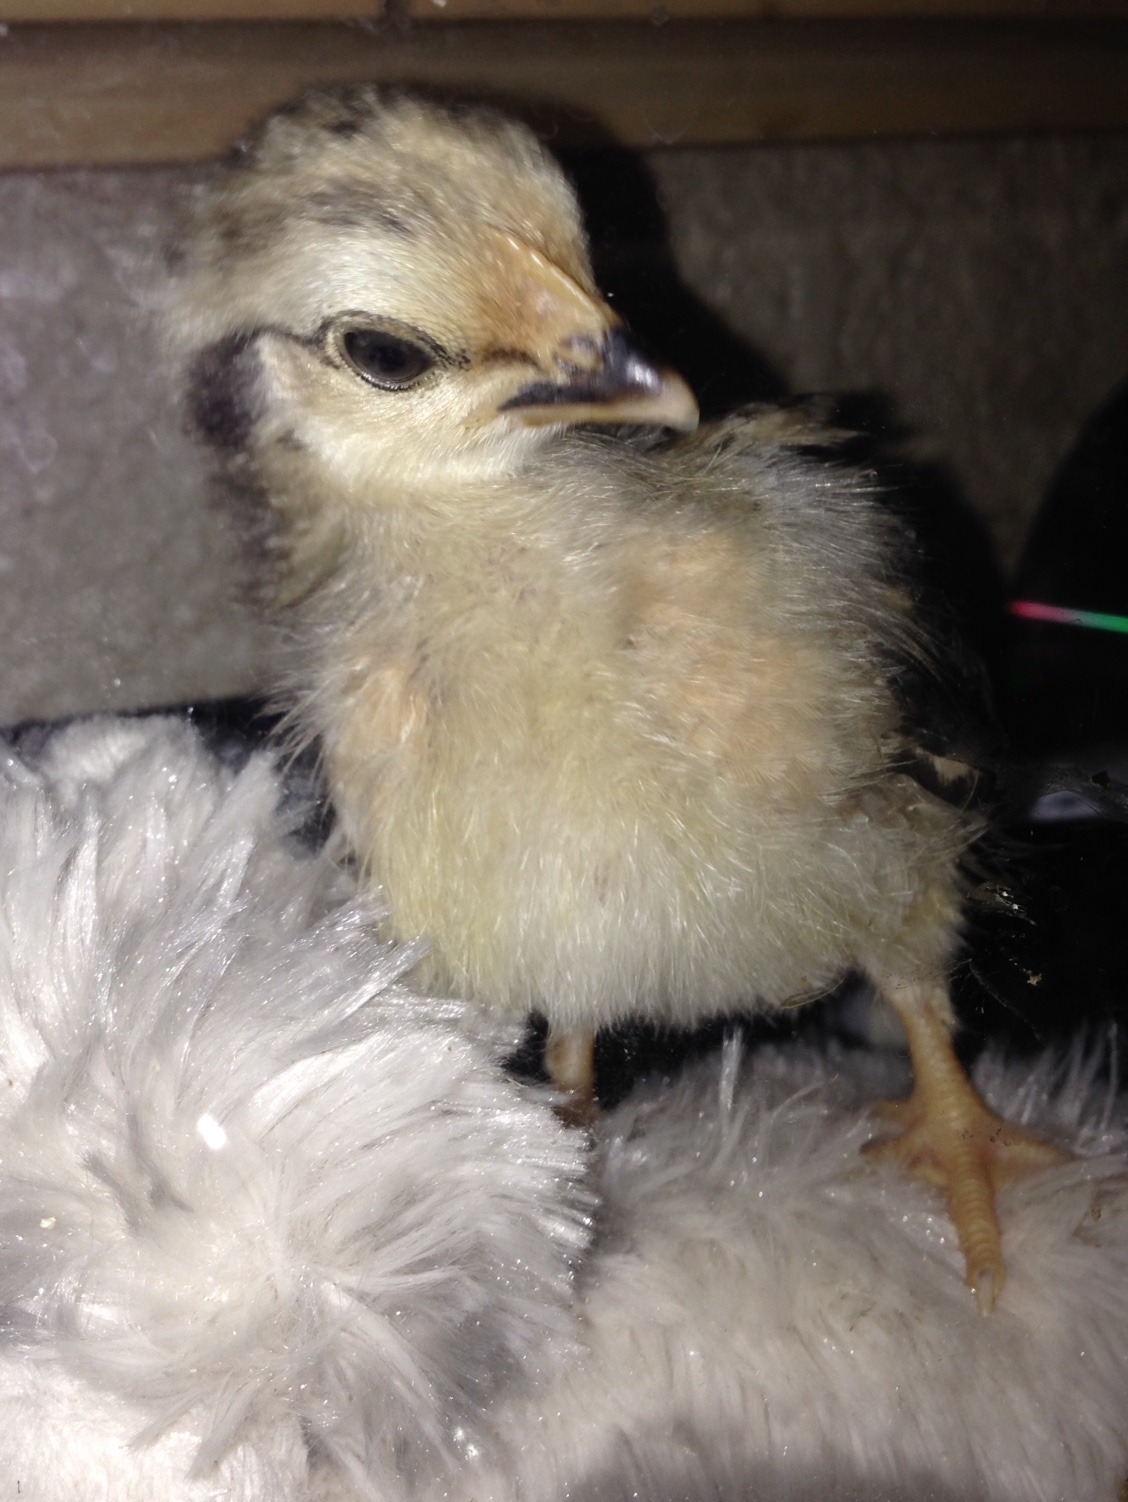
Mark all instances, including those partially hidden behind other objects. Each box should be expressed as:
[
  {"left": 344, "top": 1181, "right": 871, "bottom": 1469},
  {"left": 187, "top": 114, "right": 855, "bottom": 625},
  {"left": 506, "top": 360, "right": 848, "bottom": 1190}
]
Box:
[{"left": 865, "top": 998, "right": 1068, "bottom": 1311}]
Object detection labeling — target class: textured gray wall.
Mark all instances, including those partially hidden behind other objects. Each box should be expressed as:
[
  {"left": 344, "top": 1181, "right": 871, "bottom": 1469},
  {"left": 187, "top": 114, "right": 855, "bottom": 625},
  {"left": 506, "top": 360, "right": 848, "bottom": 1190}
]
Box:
[
  {"left": 0, "top": 166, "right": 273, "bottom": 725},
  {"left": 1, "top": 135, "right": 1126, "bottom": 724}
]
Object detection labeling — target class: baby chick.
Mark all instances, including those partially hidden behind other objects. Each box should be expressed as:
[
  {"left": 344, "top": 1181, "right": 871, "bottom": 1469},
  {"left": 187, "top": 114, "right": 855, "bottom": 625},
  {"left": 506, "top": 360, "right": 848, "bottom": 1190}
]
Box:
[{"left": 173, "top": 87, "right": 1061, "bottom": 1310}]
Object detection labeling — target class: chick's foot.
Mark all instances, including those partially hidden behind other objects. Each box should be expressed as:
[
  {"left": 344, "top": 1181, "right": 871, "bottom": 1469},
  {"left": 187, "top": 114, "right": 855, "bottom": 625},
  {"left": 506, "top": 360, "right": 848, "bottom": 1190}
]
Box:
[
  {"left": 865, "top": 985, "right": 1067, "bottom": 1313},
  {"left": 546, "top": 1028, "right": 599, "bottom": 1128}
]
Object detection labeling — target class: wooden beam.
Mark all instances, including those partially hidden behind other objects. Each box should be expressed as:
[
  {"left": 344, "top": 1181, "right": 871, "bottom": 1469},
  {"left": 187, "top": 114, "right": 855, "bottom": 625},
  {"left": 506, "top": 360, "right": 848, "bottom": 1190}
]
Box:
[
  {"left": 1, "top": 0, "right": 376, "bottom": 18},
  {"left": 0, "top": 18, "right": 1125, "bottom": 168},
  {"left": 4, "top": 1, "right": 1128, "bottom": 17},
  {"left": 407, "top": 0, "right": 1128, "bottom": 14}
]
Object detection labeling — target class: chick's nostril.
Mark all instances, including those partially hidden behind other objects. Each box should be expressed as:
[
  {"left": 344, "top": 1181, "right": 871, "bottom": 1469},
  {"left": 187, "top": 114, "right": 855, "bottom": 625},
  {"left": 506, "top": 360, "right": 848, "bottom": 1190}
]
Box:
[{"left": 556, "top": 334, "right": 603, "bottom": 374}]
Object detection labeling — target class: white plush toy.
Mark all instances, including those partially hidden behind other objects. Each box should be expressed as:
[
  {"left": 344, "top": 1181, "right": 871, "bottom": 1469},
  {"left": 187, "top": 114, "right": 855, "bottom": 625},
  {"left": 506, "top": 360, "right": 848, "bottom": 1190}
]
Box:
[
  {"left": 0, "top": 717, "right": 588, "bottom": 1501},
  {"left": 2, "top": 716, "right": 1128, "bottom": 1502}
]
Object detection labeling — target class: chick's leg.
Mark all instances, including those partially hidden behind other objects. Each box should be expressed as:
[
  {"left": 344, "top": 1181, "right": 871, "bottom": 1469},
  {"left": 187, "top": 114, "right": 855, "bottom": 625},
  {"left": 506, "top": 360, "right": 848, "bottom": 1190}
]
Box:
[
  {"left": 545, "top": 1028, "right": 598, "bottom": 1126},
  {"left": 866, "top": 979, "right": 1065, "bottom": 1312}
]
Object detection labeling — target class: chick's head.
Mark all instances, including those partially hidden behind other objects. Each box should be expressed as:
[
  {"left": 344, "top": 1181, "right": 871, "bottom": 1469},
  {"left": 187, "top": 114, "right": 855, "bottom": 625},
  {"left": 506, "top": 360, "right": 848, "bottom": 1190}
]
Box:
[{"left": 173, "top": 87, "right": 697, "bottom": 503}]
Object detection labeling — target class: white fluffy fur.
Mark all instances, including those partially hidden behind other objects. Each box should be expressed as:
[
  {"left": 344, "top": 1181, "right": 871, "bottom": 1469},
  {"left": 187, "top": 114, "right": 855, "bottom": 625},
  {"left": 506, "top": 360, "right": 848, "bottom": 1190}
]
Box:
[
  {"left": 3, "top": 717, "right": 1128, "bottom": 1502},
  {"left": 445, "top": 1041, "right": 1128, "bottom": 1502},
  {"left": 0, "top": 717, "right": 588, "bottom": 1500}
]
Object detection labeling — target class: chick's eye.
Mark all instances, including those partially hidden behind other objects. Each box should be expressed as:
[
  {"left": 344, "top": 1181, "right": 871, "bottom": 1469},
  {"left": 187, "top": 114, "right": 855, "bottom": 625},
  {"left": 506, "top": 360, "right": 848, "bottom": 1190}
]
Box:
[{"left": 339, "top": 328, "right": 435, "bottom": 389}]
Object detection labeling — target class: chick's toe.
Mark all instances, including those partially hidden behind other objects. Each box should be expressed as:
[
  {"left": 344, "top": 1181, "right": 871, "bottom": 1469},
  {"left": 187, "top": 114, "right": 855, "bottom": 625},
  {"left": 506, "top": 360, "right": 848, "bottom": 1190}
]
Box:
[
  {"left": 546, "top": 1028, "right": 599, "bottom": 1126},
  {"left": 866, "top": 984, "right": 1068, "bottom": 1311}
]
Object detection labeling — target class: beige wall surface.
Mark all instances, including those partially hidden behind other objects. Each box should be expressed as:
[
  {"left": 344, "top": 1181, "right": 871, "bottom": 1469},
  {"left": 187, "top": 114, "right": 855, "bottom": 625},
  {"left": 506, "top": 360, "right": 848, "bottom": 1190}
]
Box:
[{"left": 1, "top": 133, "right": 1126, "bottom": 724}]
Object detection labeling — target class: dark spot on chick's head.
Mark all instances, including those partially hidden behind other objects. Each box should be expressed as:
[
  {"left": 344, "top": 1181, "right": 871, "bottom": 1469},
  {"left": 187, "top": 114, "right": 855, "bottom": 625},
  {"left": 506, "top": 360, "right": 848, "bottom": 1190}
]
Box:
[
  {"left": 187, "top": 332, "right": 264, "bottom": 453},
  {"left": 303, "top": 187, "right": 414, "bottom": 238},
  {"left": 217, "top": 462, "right": 283, "bottom": 592},
  {"left": 313, "top": 88, "right": 374, "bottom": 138}
]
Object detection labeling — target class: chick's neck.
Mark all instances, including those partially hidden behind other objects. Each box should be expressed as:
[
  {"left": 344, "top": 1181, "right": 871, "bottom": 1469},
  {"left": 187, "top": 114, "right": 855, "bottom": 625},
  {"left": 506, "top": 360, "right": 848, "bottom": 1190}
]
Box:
[{"left": 275, "top": 432, "right": 613, "bottom": 598}]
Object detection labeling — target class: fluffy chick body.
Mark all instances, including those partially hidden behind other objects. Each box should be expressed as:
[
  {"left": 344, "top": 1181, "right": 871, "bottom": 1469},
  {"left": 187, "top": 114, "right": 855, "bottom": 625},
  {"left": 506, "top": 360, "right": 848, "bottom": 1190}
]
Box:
[
  {"left": 291, "top": 420, "right": 965, "bottom": 1034},
  {"left": 174, "top": 88, "right": 1056, "bottom": 1305}
]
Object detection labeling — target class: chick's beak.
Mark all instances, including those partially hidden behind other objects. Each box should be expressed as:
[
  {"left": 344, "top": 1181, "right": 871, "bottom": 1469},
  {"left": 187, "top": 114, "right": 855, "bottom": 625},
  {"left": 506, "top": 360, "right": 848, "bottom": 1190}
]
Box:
[
  {"left": 500, "top": 327, "right": 699, "bottom": 433},
  {"left": 478, "top": 231, "right": 698, "bottom": 433}
]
